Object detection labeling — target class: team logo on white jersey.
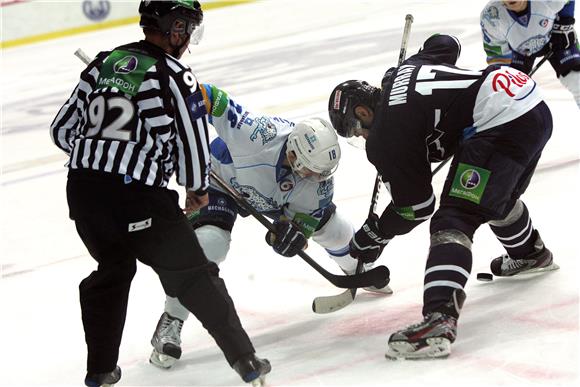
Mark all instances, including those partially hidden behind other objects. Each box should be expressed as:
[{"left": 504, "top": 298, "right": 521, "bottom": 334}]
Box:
[
  {"left": 250, "top": 116, "right": 277, "bottom": 145},
  {"left": 280, "top": 180, "right": 294, "bottom": 192},
  {"left": 516, "top": 35, "right": 549, "bottom": 55}
]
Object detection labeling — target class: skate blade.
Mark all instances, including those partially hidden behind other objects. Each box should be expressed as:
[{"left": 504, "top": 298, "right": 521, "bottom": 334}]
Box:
[
  {"left": 385, "top": 338, "right": 451, "bottom": 360},
  {"left": 249, "top": 375, "right": 266, "bottom": 387},
  {"left": 149, "top": 349, "right": 177, "bottom": 369},
  {"left": 518, "top": 263, "right": 560, "bottom": 275},
  {"left": 364, "top": 285, "right": 394, "bottom": 295}
]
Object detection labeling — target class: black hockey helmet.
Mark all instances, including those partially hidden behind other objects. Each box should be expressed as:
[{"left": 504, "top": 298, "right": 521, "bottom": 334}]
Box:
[
  {"left": 139, "top": 0, "right": 203, "bottom": 37},
  {"left": 328, "top": 80, "right": 380, "bottom": 138},
  {"left": 417, "top": 34, "right": 461, "bottom": 65}
]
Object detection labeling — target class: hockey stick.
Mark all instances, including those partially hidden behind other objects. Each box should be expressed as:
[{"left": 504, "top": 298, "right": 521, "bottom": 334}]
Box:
[
  {"left": 312, "top": 14, "right": 414, "bottom": 313},
  {"left": 529, "top": 50, "right": 552, "bottom": 77},
  {"left": 210, "top": 171, "right": 390, "bottom": 289},
  {"left": 72, "top": 48, "right": 389, "bottom": 289}
]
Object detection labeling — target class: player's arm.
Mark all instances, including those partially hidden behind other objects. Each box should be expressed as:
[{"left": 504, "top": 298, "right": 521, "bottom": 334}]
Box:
[
  {"left": 480, "top": 7, "right": 512, "bottom": 65},
  {"left": 551, "top": 0, "right": 577, "bottom": 51},
  {"left": 170, "top": 69, "right": 211, "bottom": 194},
  {"left": 351, "top": 137, "right": 435, "bottom": 263}
]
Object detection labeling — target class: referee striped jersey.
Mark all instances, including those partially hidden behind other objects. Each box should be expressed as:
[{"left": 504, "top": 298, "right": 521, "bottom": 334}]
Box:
[{"left": 50, "top": 40, "right": 210, "bottom": 192}]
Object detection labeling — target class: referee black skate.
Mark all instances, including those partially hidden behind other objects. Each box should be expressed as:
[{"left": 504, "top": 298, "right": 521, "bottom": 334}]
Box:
[{"left": 50, "top": 1, "right": 270, "bottom": 386}]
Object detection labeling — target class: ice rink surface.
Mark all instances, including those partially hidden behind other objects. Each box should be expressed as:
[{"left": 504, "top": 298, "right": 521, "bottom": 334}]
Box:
[{"left": 1, "top": 0, "right": 579, "bottom": 386}]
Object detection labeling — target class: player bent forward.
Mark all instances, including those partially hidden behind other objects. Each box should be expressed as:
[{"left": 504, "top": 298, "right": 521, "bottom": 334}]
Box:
[
  {"left": 328, "top": 34, "right": 558, "bottom": 360},
  {"left": 149, "top": 83, "right": 392, "bottom": 369}
]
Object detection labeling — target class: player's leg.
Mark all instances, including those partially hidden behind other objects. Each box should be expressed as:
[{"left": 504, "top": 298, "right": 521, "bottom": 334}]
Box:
[
  {"left": 67, "top": 174, "right": 135, "bottom": 387},
  {"left": 387, "top": 103, "right": 553, "bottom": 359},
  {"left": 311, "top": 205, "right": 392, "bottom": 294},
  {"left": 121, "top": 187, "right": 269, "bottom": 384},
  {"left": 151, "top": 188, "right": 237, "bottom": 368},
  {"left": 549, "top": 46, "right": 580, "bottom": 108}
]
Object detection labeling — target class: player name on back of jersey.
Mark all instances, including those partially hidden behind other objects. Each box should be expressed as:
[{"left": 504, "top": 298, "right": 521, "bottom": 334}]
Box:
[{"left": 389, "top": 65, "right": 416, "bottom": 106}]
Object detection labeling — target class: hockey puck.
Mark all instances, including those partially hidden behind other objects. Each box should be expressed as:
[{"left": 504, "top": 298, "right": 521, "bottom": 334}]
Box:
[{"left": 476, "top": 272, "right": 493, "bottom": 281}]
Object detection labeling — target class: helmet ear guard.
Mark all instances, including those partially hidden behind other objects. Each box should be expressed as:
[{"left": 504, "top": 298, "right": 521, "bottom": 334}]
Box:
[
  {"left": 286, "top": 118, "right": 341, "bottom": 182},
  {"left": 328, "top": 80, "right": 380, "bottom": 138}
]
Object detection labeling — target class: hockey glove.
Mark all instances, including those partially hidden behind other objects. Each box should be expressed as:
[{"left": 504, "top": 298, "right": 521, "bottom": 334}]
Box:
[
  {"left": 266, "top": 220, "right": 307, "bottom": 257},
  {"left": 510, "top": 51, "right": 535, "bottom": 74},
  {"left": 349, "top": 214, "right": 390, "bottom": 264},
  {"left": 550, "top": 17, "right": 577, "bottom": 51}
]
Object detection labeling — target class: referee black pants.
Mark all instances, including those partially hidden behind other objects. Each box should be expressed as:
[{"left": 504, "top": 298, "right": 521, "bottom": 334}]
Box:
[{"left": 66, "top": 170, "right": 254, "bottom": 374}]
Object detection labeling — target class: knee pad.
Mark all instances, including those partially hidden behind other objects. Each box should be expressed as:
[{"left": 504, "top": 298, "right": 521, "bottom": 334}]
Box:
[
  {"left": 488, "top": 199, "right": 524, "bottom": 227},
  {"left": 559, "top": 70, "right": 580, "bottom": 107},
  {"left": 430, "top": 229, "right": 472, "bottom": 250},
  {"left": 430, "top": 206, "right": 483, "bottom": 240},
  {"left": 195, "top": 225, "right": 231, "bottom": 265}
]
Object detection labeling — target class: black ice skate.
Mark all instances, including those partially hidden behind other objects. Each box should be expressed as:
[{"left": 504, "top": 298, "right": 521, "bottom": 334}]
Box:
[
  {"left": 149, "top": 312, "right": 184, "bottom": 369},
  {"left": 232, "top": 353, "right": 271, "bottom": 386},
  {"left": 386, "top": 289, "right": 466, "bottom": 360},
  {"left": 490, "top": 232, "right": 559, "bottom": 277},
  {"left": 84, "top": 366, "right": 121, "bottom": 387}
]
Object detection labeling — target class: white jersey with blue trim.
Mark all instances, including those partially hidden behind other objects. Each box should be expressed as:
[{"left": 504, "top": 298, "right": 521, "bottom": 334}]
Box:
[
  {"left": 200, "top": 84, "right": 334, "bottom": 222},
  {"left": 481, "top": 0, "right": 568, "bottom": 63}
]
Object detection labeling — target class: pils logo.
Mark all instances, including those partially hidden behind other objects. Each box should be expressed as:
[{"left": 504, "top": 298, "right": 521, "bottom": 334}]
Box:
[
  {"left": 82, "top": 0, "right": 110, "bottom": 21},
  {"left": 114, "top": 56, "right": 138, "bottom": 74},
  {"left": 492, "top": 68, "right": 531, "bottom": 97},
  {"left": 460, "top": 169, "right": 481, "bottom": 190},
  {"left": 539, "top": 19, "right": 549, "bottom": 28}
]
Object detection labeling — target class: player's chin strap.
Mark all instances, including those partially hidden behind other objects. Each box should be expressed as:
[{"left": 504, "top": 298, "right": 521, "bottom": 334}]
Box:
[
  {"left": 209, "top": 170, "right": 389, "bottom": 290},
  {"left": 313, "top": 15, "right": 414, "bottom": 314}
]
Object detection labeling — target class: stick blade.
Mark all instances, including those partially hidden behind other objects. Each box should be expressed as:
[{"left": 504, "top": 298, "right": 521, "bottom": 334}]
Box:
[{"left": 312, "top": 289, "right": 356, "bottom": 314}]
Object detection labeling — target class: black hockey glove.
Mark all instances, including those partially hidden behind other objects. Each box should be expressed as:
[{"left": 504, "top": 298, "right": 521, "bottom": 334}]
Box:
[
  {"left": 266, "top": 220, "right": 307, "bottom": 257},
  {"left": 510, "top": 51, "right": 535, "bottom": 74},
  {"left": 550, "top": 17, "right": 577, "bottom": 51},
  {"left": 349, "top": 214, "right": 390, "bottom": 264}
]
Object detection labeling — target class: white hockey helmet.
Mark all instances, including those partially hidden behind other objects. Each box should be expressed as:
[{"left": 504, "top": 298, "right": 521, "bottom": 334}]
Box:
[{"left": 286, "top": 118, "right": 341, "bottom": 181}]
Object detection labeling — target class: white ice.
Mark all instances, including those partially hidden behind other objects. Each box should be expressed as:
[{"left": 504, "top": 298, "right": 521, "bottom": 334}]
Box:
[{"left": 1, "top": 1, "right": 579, "bottom": 386}]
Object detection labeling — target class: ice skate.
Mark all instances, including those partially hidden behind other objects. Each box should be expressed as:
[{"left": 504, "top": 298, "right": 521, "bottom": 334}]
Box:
[
  {"left": 149, "top": 312, "right": 184, "bottom": 369},
  {"left": 84, "top": 366, "right": 121, "bottom": 387},
  {"left": 386, "top": 289, "right": 465, "bottom": 360},
  {"left": 232, "top": 353, "right": 271, "bottom": 386},
  {"left": 490, "top": 232, "right": 559, "bottom": 277}
]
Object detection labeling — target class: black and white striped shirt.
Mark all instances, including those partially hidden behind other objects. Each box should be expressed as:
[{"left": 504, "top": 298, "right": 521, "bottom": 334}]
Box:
[{"left": 50, "top": 40, "right": 210, "bottom": 192}]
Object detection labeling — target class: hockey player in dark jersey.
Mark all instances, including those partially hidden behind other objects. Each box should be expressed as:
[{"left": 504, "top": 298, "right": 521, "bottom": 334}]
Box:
[
  {"left": 328, "top": 34, "right": 559, "bottom": 360},
  {"left": 51, "top": 1, "right": 269, "bottom": 385}
]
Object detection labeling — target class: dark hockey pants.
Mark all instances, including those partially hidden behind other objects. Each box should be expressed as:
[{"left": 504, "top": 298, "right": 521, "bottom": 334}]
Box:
[
  {"left": 67, "top": 170, "right": 254, "bottom": 374},
  {"left": 424, "top": 102, "right": 553, "bottom": 315}
]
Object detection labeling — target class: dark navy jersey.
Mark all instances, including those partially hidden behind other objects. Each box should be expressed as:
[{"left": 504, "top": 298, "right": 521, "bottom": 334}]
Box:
[{"left": 365, "top": 34, "right": 544, "bottom": 237}]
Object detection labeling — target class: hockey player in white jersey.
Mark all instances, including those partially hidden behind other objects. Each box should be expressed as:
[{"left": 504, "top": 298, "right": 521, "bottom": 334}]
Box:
[
  {"left": 480, "top": 0, "right": 580, "bottom": 107},
  {"left": 149, "top": 84, "right": 391, "bottom": 369}
]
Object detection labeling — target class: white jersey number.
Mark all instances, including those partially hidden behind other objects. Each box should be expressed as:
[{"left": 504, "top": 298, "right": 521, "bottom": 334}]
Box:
[
  {"left": 415, "top": 65, "right": 482, "bottom": 96},
  {"left": 86, "top": 95, "right": 135, "bottom": 141}
]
